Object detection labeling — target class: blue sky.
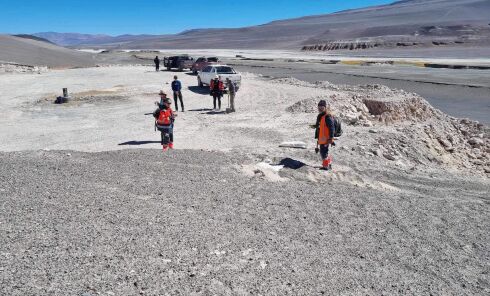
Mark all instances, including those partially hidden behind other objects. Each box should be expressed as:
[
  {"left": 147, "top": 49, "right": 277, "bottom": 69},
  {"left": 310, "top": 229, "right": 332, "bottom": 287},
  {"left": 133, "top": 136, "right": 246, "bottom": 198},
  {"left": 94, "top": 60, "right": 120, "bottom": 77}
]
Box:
[{"left": 1, "top": 0, "right": 394, "bottom": 35}]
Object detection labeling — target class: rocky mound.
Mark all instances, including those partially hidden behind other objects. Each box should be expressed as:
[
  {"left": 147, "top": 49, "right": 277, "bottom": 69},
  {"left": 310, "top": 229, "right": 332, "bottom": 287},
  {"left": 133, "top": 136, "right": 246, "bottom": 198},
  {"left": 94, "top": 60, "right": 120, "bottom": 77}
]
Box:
[{"left": 281, "top": 77, "right": 489, "bottom": 175}]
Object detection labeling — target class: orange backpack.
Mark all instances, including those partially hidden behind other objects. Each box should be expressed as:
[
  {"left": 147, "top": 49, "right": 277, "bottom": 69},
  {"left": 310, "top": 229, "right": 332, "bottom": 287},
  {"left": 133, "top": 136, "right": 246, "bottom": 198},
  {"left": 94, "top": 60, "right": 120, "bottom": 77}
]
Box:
[{"left": 157, "top": 109, "right": 172, "bottom": 126}]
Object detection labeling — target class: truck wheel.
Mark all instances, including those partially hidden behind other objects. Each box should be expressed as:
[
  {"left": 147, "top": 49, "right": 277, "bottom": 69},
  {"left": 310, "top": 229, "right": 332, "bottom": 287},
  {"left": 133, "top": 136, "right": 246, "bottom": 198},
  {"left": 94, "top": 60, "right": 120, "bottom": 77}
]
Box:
[
  {"left": 198, "top": 77, "right": 203, "bottom": 87},
  {"left": 167, "top": 67, "right": 171, "bottom": 71}
]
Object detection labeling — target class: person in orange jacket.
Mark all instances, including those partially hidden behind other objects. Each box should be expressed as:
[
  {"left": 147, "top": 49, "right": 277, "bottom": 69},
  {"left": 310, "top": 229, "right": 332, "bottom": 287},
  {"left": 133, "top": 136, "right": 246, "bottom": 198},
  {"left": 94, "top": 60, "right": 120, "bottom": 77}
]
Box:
[
  {"left": 210, "top": 75, "right": 224, "bottom": 110},
  {"left": 314, "top": 100, "right": 335, "bottom": 170}
]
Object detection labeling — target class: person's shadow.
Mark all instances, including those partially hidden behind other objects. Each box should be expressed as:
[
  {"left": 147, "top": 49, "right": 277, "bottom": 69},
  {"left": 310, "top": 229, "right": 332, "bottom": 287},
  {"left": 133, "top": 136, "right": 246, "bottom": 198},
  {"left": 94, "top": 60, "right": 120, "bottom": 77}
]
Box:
[
  {"left": 202, "top": 110, "right": 226, "bottom": 115},
  {"left": 188, "top": 86, "right": 210, "bottom": 95},
  {"left": 118, "top": 140, "right": 160, "bottom": 146}
]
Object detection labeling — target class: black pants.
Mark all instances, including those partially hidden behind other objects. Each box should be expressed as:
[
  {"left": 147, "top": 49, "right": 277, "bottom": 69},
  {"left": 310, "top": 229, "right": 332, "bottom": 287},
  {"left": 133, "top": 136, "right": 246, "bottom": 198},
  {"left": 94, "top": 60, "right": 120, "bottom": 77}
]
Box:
[
  {"left": 161, "top": 131, "right": 174, "bottom": 144},
  {"left": 155, "top": 64, "right": 159, "bottom": 71},
  {"left": 173, "top": 91, "right": 184, "bottom": 111},
  {"left": 212, "top": 92, "right": 222, "bottom": 109}
]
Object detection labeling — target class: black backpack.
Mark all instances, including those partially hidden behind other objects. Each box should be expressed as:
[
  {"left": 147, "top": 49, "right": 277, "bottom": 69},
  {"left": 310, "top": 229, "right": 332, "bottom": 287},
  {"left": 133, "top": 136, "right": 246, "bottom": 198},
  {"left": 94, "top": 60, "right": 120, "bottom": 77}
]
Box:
[{"left": 332, "top": 116, "right": 343, "bottom": 137}]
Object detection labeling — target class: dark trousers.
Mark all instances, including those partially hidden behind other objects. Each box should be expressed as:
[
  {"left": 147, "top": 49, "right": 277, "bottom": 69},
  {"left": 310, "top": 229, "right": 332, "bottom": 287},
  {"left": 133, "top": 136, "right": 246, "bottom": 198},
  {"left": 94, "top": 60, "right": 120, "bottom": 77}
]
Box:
[
  {"left": 229, "top": 92, "right": 236, "bottom": 111},
  {"left": 320, "top": 144, "right": 329, "bottom": 160},
  {"left": 161, "top": 131, "right": 174, "bottom": 144},
  {"left": 213, "top": 93, "right": 222, "bottom": 109},
  {"left": 173, "top": 91, "right": 184, "bottom": 111},
  {"left": 155, "top": 64, "right": 159, "bottom": 71}
]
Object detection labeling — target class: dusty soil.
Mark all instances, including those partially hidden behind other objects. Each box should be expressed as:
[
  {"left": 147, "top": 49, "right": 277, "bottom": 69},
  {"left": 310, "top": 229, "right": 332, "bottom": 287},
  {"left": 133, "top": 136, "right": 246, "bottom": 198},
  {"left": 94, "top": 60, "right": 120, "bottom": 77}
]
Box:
[
  {"left": 1, "top": 150, "right": 489, "bottom": 296},
  {"left": 0, "top": 65, "right": 489, "bottom": 295}
]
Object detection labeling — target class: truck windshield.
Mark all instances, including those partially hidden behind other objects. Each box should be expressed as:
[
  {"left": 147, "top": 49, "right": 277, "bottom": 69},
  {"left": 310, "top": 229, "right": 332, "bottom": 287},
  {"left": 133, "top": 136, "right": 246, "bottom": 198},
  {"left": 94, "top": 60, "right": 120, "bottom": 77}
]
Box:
[{"left": 215, "top": 66, "right": 235, "bottom": 74}]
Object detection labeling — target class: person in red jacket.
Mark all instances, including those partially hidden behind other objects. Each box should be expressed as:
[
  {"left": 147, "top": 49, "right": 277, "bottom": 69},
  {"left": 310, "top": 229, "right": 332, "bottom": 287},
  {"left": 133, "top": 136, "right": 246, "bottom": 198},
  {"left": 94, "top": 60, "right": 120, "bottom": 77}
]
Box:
[{"left": 210, "top": 75, "right": 224, "bottom": 110}]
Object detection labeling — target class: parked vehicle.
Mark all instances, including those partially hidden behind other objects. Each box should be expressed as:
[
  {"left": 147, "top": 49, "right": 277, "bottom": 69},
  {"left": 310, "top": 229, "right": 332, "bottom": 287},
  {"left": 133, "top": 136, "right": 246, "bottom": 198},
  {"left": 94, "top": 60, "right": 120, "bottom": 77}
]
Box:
[
  {"left": 197, "top": 65, "right": 242, "bottom": 88},
  {"left": 163, "top": 56, "right": 194, "bottom": 71},
  {"left": 191, "top": 57, "right": 220, "bottom": 74}
]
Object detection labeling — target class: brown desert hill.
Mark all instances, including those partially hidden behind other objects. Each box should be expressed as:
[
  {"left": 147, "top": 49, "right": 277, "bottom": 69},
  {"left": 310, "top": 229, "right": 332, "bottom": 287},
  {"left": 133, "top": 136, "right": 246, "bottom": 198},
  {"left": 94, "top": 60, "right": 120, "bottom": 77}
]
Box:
[
  {"left": 13, "top": 34, "right": 56, "bottom": 45},
  {"left": 70, "top": 0, "right": 490, "bottom": 50},
  {"left": 0, "top": 35, "right": 96, "bottom": 68}
]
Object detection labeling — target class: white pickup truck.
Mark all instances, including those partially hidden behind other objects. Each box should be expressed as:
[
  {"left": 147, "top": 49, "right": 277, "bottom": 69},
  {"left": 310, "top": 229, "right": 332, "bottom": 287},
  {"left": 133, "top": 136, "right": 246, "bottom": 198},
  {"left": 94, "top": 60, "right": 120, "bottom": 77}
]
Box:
[{"left": 197, "top": 64, "right": 241, "bottom": 88}]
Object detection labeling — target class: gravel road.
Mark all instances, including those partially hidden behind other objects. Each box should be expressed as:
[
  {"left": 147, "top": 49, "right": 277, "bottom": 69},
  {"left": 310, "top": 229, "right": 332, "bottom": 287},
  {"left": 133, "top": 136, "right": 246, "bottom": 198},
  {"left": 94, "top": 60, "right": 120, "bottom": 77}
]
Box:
[{"left": 1, "top": 149, "right": 489, "bottom": 295}]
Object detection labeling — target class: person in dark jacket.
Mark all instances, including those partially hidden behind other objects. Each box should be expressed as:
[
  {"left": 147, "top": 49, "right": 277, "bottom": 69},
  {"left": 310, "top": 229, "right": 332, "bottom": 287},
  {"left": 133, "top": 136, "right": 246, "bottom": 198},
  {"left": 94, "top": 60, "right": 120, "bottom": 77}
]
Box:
[
  {"left": 210, "top": 75, "right": 224, "bottom": 110},
  {"left": 154, "top": 56, "right": 160, "bottom": 72},
  {"left": 314, "top": 100, "right": 335, "bottom": 170},
  {"left": 171, "top": 75, "right": 184, "bottom": 112}
]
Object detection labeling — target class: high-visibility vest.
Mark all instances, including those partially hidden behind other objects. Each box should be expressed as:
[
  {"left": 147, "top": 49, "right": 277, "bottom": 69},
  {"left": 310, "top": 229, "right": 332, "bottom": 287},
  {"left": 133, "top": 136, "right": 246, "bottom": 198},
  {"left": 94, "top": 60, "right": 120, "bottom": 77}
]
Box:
[
  {"left": 157, "top": 108, "right": 173, "bottom": 126},
  {"left": 210, "top": 79, "right": 223, "bottom": 91},
  {"left": 318, "top": 115, "right": 331, "bottom": 145}
]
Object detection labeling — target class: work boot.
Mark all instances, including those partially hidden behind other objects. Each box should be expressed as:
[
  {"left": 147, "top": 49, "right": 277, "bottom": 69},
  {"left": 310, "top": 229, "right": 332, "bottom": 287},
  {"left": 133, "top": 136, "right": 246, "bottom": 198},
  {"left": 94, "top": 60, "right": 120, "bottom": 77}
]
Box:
[{"left": 322, "top": 158, "right": 332, "bottom": 170}]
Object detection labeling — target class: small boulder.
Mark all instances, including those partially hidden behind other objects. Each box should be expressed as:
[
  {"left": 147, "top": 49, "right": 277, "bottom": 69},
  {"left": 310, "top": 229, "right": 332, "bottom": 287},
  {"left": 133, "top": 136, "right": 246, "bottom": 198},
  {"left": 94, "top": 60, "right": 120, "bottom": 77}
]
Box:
[
  {"left": 437, "top": 138, "right": 452, "bottom": 148},
  {"left": 468, "top": 138, "right": 484, "bottom": 147},
  {"left": 279, "top": 141, "right": 307, "bottom": 149},
  {"left": 383, "top": 153, "right": 397, "bottom": 161}
]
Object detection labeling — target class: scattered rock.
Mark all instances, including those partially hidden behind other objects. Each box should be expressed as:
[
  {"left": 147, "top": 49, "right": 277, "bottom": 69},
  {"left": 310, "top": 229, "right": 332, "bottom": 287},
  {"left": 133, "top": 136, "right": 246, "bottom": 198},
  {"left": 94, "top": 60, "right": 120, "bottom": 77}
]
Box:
[
  {"left": 279, "top": 141, "right": 307, "bottom": 149},
  {"left": 468, "top": 138, "right": 484, "bottom": 147},
  {"left": 253, "top": 169, "right": 265, "bottom": 177},
  {"left": 437, "top": 137, "right": 452, "bottom": 148},
  {"left": 383, "top": 153, "right": 397, "bottom": 161}
]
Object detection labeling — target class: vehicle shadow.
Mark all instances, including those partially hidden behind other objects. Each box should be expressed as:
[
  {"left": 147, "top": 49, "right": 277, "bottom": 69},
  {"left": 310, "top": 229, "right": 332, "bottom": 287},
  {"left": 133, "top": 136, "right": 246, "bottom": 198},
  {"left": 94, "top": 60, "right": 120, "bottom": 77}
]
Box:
[
  {"left": 118, "top": 140, "right": 160, "bottom": 146},
  {"left": 165, "top": 69, "right": 191, "bottom": 73},
  {"left": 188, "top": 86, "right": 209, "bottom": 95},
  {"left": 185, "top": 72, "right": 196, "bottom": 76}
]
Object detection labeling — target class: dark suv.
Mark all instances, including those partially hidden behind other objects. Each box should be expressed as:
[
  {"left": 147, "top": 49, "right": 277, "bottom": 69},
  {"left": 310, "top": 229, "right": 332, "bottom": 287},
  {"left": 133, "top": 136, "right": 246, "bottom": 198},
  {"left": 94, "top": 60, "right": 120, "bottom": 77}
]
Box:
[{"left": 163, "top": 56, "right": 194, "bottom": 71}]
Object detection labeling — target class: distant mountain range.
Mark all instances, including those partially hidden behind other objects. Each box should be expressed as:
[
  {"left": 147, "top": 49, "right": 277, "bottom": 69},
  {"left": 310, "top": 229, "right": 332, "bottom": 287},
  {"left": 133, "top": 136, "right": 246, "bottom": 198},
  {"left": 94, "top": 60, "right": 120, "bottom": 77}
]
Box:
[
  {"left": 32, "top": 32, "right": 167, "bottom": 47},
  {"left": 32, "top": 0, "right": 490, "bottom": 50}
]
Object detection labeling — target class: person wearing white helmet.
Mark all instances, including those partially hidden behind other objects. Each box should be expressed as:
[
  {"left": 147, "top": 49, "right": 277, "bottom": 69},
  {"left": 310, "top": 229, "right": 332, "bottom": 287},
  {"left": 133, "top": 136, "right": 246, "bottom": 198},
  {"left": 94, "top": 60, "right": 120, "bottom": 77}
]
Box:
[{"left": 210, "top": 75, "right": 224, "bottom": 110}]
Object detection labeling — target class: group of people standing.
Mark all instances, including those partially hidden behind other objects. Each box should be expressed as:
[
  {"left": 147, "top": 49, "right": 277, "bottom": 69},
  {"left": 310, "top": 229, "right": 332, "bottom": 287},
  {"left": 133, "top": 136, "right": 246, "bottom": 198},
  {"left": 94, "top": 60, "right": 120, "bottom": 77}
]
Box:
[
  {"left": 153, "top": 74, "right": 239, "bottom": 149},
  {"left": 210, "top": 75, "right": 237, "bottom": 112},
  {"left": 151, "top": 65, "right": 336, "bottom": 171}
]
